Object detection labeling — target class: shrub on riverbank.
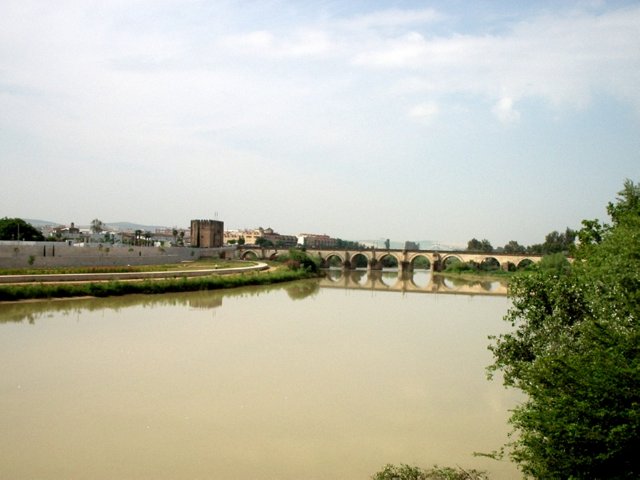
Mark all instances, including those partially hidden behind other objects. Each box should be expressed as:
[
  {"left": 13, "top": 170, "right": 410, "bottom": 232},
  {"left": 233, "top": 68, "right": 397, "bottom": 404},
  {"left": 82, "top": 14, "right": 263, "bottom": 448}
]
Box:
[
  {"left": 488, "top": 179, "right": 640, "bottom": 478},
  {"left": 273, "top": 249, "right": 321, "bottom": 273},
  {"left": 0, "top": 268, "right": 317, "bottom": 302},
  {"left": 371, "top": 463, "right": 487, "bottom": 479}
]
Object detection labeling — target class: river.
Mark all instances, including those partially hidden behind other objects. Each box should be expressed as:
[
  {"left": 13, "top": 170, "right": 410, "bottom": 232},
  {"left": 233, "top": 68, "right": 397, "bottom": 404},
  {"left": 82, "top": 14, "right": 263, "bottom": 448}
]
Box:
[{"left": 0, "top": 271, "right": 521, "bottom": 479}]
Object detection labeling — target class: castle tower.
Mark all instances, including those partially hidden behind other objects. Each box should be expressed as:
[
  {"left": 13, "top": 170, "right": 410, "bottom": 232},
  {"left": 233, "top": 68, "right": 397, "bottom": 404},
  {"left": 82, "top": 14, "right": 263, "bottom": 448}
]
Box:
[{"left": 190, "top": 219, "right": 224, "bottom": 248}]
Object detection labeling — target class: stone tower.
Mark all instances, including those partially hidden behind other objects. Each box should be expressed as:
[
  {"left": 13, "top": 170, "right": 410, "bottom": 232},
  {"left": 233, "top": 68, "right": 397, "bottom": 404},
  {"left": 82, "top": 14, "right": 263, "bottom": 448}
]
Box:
[{"left": 190, "top": 219, "right": 224, "bottom": 248}]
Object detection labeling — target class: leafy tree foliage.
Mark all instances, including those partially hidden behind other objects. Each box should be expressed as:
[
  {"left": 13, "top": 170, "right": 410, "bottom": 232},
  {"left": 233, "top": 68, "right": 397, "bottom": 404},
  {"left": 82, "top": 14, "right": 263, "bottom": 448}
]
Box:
[
  {"left": 335, "top": 238, "right": 362, "bottom": 249},
  {"left": 277, "top": 249, "right": 321, "bottom": 273},
  {"left": 90, "top": 218, "right": 104, "bottom": 234},
  {"left": 371, "top": 463, "right": 486, "bottom": 480},
  {"left": 503, "top": 240, "right": 526, "bottom": 254},
  {"left": 526, "top": 228, "right": 576, "bottom": 255},
  {"left": 467, "top": 238, "right": 493, "bottom": 252},
  {"left": 255, "top": 237, "right": 274, "bottom": 248},
  {"left": 536, "top": 252, "right": 571, "bottom": 275},
  {"left": 0, "top": 217, "right": 45, "bottom": 241},
  {"left": 488, "top": 179, "right": 640, "bottom": 479}
]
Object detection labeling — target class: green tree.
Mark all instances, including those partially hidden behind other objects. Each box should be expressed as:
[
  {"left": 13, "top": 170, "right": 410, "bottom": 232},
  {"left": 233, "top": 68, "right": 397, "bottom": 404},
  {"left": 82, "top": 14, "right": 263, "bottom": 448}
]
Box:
[
  {"left": 607, "top": 178, "right": 640, "bottom": 225},
  {"left": 542, "top": 228, "right": 576, "bottom": 254},
  {"left": 279, "top": 249, "right": 320, "bottom": 273},
  {"left": 467, "top": 238, "right": 493, "bottom": 252},
  {"left": 0, "top": 217, "right": 45, "bottom": 241},
  {"left": 90, "top": 218, "right": 104, "bottom": 234},
  {"left": 255, "top": 237, "right": 273, "bottom": 248},
  {"left": 503, "top": 240, "right": 526, "bottom": 254},
  {"left": 488, "top": 179, "right": 640, "bottom": 479},
  {"left": 577, "top": 218, "right": 607, "bottom": 247},
  {"left": 536, "top": 252, "right": 571, "bottom": 275}
]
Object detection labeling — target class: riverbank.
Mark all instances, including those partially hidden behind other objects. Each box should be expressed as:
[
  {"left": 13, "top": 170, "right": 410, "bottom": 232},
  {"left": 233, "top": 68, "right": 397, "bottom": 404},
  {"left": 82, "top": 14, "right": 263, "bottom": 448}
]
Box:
[{"left": 0, "top": 267, "right": 318, "bottom": 302}]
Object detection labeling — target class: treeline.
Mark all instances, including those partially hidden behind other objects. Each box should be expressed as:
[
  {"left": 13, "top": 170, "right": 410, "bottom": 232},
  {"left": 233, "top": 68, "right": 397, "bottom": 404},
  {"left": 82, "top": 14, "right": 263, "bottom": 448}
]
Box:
[
  {"left": 467, "top": 228, "right": 577, "bottom": 255},
  {"left": 0, "top": 217, "right": 45, "bottom": 241}
]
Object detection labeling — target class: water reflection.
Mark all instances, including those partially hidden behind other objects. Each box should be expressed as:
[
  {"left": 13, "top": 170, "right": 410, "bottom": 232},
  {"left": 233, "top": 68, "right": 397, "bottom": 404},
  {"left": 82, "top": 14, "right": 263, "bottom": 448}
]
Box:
[
  {"left": 0, "top": 279, "right": 321, "bottom": 324},
  {"left": 321, "top": 269, "right": 507, "bottom": 296},
  {"left": 0, "top": 272, "right": 502, "bottom": 325}
]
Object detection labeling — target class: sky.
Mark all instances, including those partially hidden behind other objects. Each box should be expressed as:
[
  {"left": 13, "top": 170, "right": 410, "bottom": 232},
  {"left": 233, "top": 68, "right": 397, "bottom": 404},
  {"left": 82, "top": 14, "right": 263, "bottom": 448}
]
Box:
[{"left": 1, "top": 0, "right": 639, "bottom": 246}]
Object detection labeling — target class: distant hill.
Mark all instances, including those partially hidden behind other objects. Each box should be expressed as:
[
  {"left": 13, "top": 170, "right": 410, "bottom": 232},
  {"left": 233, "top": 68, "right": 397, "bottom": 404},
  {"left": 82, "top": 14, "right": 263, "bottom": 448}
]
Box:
[
  {"left": 24, "top": 219, "right": 175, "bottom": 232},
  {"left": 107, "top": 222, "right": 173, "bottom": 232},
  {"left": 25, "top": 219, "right": 61, "bottom": 227}
]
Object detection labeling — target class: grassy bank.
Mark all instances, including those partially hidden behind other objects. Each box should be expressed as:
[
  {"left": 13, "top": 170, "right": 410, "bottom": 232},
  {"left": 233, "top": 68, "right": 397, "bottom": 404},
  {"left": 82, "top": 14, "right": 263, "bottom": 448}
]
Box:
[
  {"left": 0, "top": 268, "right": 317, "bottom": 302},
  {"left": 0, "top": 258, "right": 252, "bottom": 276}
]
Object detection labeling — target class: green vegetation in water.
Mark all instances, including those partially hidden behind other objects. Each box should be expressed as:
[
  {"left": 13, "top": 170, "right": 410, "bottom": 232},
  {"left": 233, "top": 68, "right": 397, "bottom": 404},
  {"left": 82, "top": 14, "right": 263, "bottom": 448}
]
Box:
[
  {"left": 371, "top": 464, "right": 487, "bottom": 480},
  {"left": 0, "top": 268, "right": 316, "bottom": 302}
]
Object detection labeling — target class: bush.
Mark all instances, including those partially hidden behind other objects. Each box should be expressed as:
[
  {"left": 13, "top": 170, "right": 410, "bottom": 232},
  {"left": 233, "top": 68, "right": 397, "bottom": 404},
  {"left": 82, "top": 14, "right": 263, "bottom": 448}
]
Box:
[
  {"left": 277, "top": 249, "right": 321, "bottom": 273},
  {"left": 488, "top": 180, "right": 640, "bottom": 478},
  {"left": 445, "top": 260, "right": 477, "bottom": 273},
  {"left": 537, "top": 252, "right": 571, "bottom": 275},
  {"left": 371, "top": 464, "right": 487, "bottom": 480}
]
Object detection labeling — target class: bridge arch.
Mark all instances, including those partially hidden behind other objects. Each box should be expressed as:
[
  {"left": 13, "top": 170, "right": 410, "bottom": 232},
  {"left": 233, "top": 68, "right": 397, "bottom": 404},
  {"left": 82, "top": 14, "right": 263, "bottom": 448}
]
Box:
[
  {"left": 241, "top": 250, "right": 259, "bottom": 261},
  {"left": 377, "top": 252, "right": 400, "bottom": 269},
  {"left": 517, "top": 258, "right": 535, "bottom": 270},
  {"left": 350, "top": 252, "right": 369, "bottom": 269},
  {"left": 409, "top": 254, "right": 431, "bottom": 270},
  {"left": 441, "top": 254, "right": 463, "bottom": 270},
  {"left": 503, "top": 261, "right": 517, "bottom": 272},
  {"left": 480, "top": 256, "right": 501, "bottom": 271},
  {"left": 324, "top": 253, "right": 345, "bottom": 269}
]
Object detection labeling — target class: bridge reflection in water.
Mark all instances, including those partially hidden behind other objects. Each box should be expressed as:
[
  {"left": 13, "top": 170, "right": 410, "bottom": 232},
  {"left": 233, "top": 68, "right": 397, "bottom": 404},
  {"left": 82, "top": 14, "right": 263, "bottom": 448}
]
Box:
[{"left": 320, "top": 269, "right": 508, "bottom": 296}]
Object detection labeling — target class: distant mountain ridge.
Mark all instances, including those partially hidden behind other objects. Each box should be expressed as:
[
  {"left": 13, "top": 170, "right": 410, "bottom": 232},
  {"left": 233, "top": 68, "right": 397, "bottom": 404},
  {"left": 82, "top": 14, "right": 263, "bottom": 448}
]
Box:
[
  {"left": 107, "top": 222, "right": 174, "bottom": 232},
  {"left": 25, "top": 219, "right": 174, "bottom": 232}
]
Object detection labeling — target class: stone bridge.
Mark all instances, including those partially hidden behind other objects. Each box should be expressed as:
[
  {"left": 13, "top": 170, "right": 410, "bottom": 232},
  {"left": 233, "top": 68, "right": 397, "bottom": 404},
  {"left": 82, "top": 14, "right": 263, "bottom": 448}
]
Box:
[{"left": 238, "top": 247, "right": 542, "bottom": 272}]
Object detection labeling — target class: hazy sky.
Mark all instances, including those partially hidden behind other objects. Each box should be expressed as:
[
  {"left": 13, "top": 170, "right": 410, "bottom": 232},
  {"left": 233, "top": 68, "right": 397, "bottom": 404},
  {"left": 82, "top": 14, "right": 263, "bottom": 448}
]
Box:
[{"left": 1, "top": 0, "right": 639, "bottom": 246}]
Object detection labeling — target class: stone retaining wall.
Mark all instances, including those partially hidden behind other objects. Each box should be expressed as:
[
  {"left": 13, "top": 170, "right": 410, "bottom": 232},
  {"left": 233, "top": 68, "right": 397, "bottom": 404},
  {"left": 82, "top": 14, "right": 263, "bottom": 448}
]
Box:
[{"left": 0, "top": 242, "right": 238, "bottom": 269}]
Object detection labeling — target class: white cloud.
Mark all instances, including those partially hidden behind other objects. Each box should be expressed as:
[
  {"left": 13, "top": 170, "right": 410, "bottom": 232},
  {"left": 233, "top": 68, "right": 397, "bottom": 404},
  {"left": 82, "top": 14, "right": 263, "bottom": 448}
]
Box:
[
  {"left": 492, "top": 97, "right": 520, "bottom": 123},
  {"left": 409, "top": 102, "right": 439, "bottom": 121},
  {"left": 349, "top": 6, "right": 640, "bottom": 115},
  {"left": 341, "top": 8, "right": 443, "bottom": 30},
  {"left": 220, "top": 28, "right": 332, "bottom": 58}
]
